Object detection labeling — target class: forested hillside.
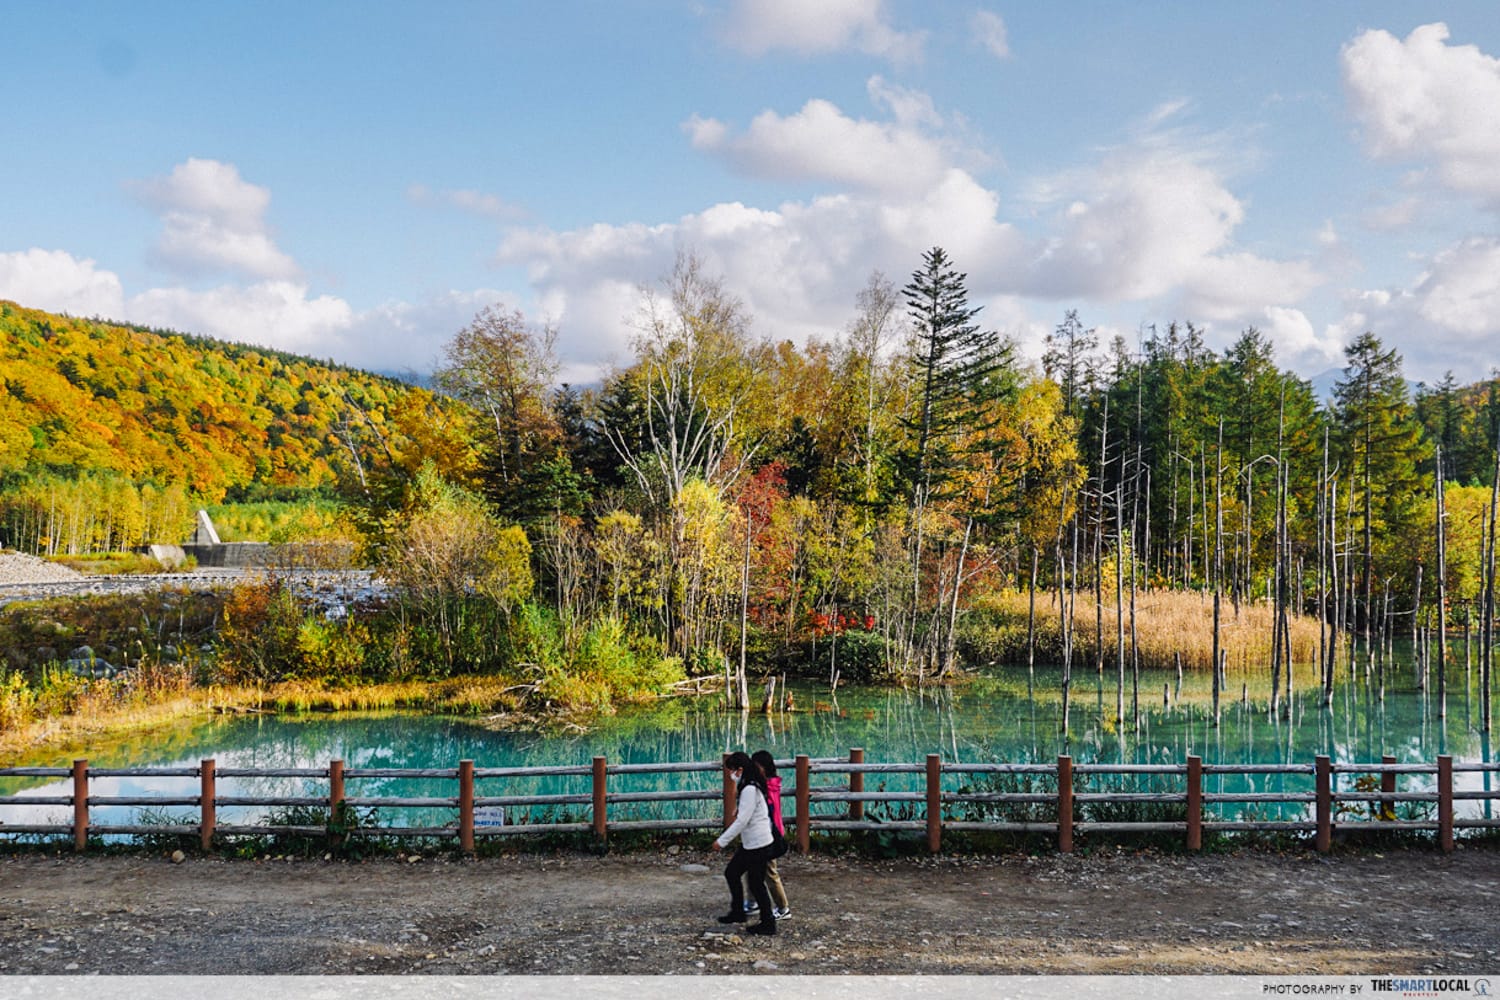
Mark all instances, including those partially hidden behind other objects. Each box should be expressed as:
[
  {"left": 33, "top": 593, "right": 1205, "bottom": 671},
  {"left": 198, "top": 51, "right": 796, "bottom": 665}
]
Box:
[{"left": 0, "top": 300, "right": 474, "bottom": 550}]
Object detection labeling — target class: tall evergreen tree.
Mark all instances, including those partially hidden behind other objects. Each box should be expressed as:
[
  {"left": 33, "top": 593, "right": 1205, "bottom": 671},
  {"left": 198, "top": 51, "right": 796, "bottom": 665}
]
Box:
[
  {"left": 1333, "top": 332, "right": 1429, "bottom": 637},
  {"left": 897, "top": 247, "right": 1016, "bottom": 674},
  {"left": 899, "top": 247, "right": 1014, "bottom": 506}
]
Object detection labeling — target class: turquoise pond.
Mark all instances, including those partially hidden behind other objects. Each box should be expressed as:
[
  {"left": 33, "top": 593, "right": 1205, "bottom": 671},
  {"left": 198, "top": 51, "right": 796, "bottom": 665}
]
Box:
[{"left": 2, "top": 660, "right": 1497, "bottom": 831}]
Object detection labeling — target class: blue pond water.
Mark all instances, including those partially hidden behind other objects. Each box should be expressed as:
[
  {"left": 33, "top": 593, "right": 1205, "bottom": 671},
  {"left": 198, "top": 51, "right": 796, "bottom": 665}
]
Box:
[{"left": 2, "top": 663, "right": 1496, "bottom": 833}]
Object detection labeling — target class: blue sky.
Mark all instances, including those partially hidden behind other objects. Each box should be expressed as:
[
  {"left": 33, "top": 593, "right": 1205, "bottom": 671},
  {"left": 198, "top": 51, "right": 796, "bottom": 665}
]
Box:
[{"left": 4, "top": 2, "right": 1500, "bottom": 386}]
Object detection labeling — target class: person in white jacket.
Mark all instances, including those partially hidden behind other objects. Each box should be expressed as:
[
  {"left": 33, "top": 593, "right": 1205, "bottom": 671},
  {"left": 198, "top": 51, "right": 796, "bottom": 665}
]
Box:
[{"left": 711, "top": 750, "right": 777, "bottom": 935}]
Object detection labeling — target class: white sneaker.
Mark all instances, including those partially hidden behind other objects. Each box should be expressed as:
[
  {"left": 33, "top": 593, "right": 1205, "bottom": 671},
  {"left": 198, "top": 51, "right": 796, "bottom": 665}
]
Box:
[
  {"left": 743, "top": 900, "right": 759, "bottom": 913},
  {"left": 772, "top": 906, "right": 791, "bottom": 920}
]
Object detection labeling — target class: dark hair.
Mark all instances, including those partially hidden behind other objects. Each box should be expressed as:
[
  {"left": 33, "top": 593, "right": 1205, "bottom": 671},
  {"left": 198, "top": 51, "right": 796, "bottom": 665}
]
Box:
[
  {"left": 751, "top": 750, "right": 778, "bottom": 779},
  {"left": 724, "top": 751, "right": 769, "bottom": 800}
]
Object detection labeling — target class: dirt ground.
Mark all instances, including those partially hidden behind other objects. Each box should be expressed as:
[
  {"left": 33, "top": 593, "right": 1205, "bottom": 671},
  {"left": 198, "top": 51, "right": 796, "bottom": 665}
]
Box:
[{"left": 1, "top": 846, "right": 1497, "bottom": 976}]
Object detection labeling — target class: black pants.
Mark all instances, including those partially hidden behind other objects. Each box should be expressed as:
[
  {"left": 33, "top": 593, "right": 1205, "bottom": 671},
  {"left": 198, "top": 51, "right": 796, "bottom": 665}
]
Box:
[{"left": 724, "top": 844, "right": 775, "bottom": 922}]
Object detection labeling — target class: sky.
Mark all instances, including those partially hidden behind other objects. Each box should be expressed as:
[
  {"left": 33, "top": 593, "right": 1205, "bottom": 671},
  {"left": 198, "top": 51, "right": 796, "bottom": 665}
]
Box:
[{"left": 4, "top": 1, "right": 1500, "bottom": 387}]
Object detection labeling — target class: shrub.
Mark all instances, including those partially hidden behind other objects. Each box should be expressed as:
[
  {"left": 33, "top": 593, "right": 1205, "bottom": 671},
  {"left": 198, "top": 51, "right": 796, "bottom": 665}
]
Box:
[
  {"left": 214, "top": 580, "right": 308, "bottom": 684},
  {"left": 0, "top": 670, "right": 36, "bottom": 730},
  {"left": 295, "top": 616, "right": 373, "bottom": 682}
]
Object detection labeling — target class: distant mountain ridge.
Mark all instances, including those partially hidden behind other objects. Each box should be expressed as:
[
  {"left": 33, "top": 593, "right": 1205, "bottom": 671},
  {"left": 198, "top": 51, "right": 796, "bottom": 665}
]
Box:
[{"left": 0, "top": 300, "right": 471, "bottom": 501}]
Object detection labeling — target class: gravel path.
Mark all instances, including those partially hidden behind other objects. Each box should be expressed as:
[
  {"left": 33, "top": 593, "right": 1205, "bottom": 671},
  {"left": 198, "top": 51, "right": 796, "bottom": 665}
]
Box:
[{"left": 0, "top": 848, "right": 1496, "bottom": 975}]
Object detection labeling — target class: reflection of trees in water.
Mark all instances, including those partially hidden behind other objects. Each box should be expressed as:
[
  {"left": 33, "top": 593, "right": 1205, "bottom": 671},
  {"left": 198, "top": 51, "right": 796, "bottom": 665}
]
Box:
[{"left": 4, "top": 667, "right": 1496, "bottom": 830}]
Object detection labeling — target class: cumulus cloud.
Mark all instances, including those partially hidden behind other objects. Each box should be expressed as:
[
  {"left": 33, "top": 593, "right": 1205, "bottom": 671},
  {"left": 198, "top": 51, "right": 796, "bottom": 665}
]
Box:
[
  {"left": 972, "top": 10, "right": 1009, "bottom": 60},
  {"left": 686, "top": 77, "right": 989, "bottom": 201},
  {"left": 0, "top": 248, "right": 126, "bottom": 318},
  {"left": 501, "top": 92, "right": 1331, "bottom": 377},
  {"left": 1342, "top": 22, "right": 1500, "bottom": 205},
  {"left": 127, "top": 281, "right": 352, "bottom": 356},
  {"left": 1025, "top": 153, "right": 1244, "bottom": 300},
  {"left": 722, "top": 0, "right": 924, "bottom": 63},
  {"left": 132, "top": 158, "right": 300, "bottom": 280},
  {"left": 1412, "top": 237, "right": 1500, "bottom": 335},
  {"left": 1326, "top": 236, "right": 1500, "bottom": 381},
  {"left": 498, "top": 169, "right": 1025, "bottom": 367},
  {"left": 1259, "top": 306, "right": 1345, "bottom": 369},
  {"left": 686, "top": 99, "right": 952, "bottom": 196}
]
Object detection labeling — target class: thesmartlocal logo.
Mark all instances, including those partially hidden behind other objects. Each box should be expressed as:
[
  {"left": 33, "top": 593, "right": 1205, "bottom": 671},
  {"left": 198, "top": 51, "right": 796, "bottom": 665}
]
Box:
[{"left": 1369, "top": 979, "right": 1490, "bottom": 997}]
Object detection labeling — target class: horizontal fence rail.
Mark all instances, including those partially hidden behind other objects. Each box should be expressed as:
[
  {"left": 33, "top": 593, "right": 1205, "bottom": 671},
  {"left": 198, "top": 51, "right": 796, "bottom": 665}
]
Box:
[{"left": 1, "top": 751, "right": 1497, "bottom": 855}]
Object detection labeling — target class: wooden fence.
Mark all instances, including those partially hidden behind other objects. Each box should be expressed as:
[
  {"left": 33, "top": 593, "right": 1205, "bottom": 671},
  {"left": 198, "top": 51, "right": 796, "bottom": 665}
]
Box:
[{"left": 2, "top": 751, "right": 1497, "bottom": 855}]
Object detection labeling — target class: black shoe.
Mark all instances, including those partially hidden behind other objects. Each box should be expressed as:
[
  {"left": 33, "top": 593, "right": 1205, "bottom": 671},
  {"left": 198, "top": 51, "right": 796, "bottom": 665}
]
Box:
[
  {"left": 747, "top": 921, "right": 777, "bottom": 936},
  {"left": 717, "top": 911, "right": 748, "bottom": 924}
]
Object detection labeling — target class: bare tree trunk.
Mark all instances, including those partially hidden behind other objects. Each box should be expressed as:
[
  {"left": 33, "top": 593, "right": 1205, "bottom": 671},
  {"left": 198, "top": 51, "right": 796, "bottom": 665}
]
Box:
[
  {"left": 1213, "top": 420, "right": 1225, "bottom": 728},
  {"left": 1115, "top": 481, "right": 1126, "bottom": 727},
  {"left": 941, "top": 517, "right": 974, "bottom": 677},
  {"left": 1026, "top": 544, "right": 1039, "bottom": 681},
  {"left": 1484, "top": 448, "right": 1498, "bottom": 733},
  {"left": 1436, "top": 445, "right": 1448, "bottom": 719},
  {"left": 1095, "top": 398, "right": 1108, "bottom": 678},
  {"left": 1413, "top": 563, "right": 1424, "bottom": 691},
  {"left": 735, "top": 510, "right": 753, "bottom": 712}
]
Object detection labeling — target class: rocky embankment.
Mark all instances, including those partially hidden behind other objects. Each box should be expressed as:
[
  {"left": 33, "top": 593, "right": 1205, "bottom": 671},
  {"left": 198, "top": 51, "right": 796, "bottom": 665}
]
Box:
[
  {"left": 0, "top": 551, "right": 85, "bottom": 585},
  {"left": 0, "top": 551, "right": 376, "bottom": 608}
]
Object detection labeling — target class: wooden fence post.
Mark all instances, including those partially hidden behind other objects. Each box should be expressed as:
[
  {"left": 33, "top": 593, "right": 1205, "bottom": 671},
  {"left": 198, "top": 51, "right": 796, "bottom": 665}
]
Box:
[
  {"left": 200, "top": 758, "right": 216, "bottom": 853},
  {"left": 329, "top": 758, "right": 345, "bottom": 851},
  {"left": 458, "top": 759, "right": 475, "bottom": 854},
  {"left": 722, "top": 753, "right": 735, "bottom": 830},
  {"left": 1315, "top": 755, "right": 1332, "bottom": 853},
  {"left": 592, "top": 756, "right": 608, "bottom": 843},
  {"left": 1186, "top": 755, "right": 1202, "bottom": 851},
  {"left": 925, "top": 754, "right": 942, "bottom": 853},
  {"left": 795, "top": 754, "right": 810, "bottom": 854},
  {"left": 849, "top": 748, "right": 864, "bottom": 822},
  {"left": 1438, "top": 754, "right": 1454, "bottom": 853},
  {"left": 1380, "top": 754, "right": 1396, "bottom": 822},
  {"left": 72, "top": 759, "right": 88, "bottom": 853},
  {"left": 1057, "top": 755, "right": 1073, "bottom": 854}
]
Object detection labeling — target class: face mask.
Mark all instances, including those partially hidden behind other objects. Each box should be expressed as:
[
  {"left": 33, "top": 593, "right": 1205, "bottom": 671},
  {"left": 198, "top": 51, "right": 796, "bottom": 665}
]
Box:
[{"left": 731, "top": 770, "right": 742, "bottom": 783}]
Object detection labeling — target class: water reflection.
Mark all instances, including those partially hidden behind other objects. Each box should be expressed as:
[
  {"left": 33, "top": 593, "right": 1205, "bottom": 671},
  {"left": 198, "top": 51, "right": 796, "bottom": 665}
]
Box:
[{"left": 1, "top": 662, "right": 1496, "bottom": 831}]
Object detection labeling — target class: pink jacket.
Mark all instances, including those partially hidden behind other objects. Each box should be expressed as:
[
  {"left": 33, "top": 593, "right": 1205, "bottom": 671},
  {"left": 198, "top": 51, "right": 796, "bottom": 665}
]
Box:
[{"left": 766, "top": 775, "right": 785, "bottom": 836}]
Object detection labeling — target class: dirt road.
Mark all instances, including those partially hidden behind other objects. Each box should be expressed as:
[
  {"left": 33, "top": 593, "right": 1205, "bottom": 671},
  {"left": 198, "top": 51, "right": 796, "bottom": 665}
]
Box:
[{"left": 1, "top": 847, "right": 1496, "bottom": 975}]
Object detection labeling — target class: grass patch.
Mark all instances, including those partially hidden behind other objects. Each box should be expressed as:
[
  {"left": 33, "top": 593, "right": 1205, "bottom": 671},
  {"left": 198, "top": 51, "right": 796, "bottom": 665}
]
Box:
[
  {"left": 959, "top": 586, "right": 1322, "bottom": 671},
  {"left": 48, "top": 552, "right": 193, "bottom": 575}
]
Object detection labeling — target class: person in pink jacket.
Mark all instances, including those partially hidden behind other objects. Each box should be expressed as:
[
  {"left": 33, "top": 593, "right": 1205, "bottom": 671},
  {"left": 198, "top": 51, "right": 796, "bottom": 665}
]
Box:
[
  {"left": 711, "top": 751, "right": 777, "bottom": 935},
  {"left": 742, "top": 749, "right": 791, "bottom": 920}
]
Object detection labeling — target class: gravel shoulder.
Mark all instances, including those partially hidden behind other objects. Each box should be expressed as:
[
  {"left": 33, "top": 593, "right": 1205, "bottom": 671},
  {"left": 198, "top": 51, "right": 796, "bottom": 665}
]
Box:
[{"left": 2, "top": 847, "right": 1497, "bottom": 975}]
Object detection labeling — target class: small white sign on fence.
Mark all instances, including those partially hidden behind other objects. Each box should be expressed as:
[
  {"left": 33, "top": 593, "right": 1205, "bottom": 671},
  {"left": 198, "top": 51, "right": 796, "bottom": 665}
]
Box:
[{"left": 474, "top": 806, "right": 506, "bottom": 828}]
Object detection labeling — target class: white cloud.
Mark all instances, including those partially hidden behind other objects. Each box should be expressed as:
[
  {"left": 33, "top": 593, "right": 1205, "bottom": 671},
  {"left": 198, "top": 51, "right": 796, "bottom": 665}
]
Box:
[
  {"left": 1413, "top": 237, "right": 1500, "bottom": 335},
  {"left": 498, "top": 169, "right": 1025, "bottom": 366},
  {"left": 866, "top": 75, "right": 944, "bottom": 130},
  {"left": 1025, "top": 153, "right": 1246, "bottom": 300},
  {"left": 1260, "top": 305, "right": 1344, "bottom": 369},
  {"left": 972, "top": 10, "right": 1009, "bottom": 60},
  {"left": 1342, "top": 22, "right": 1500, "bottom": 205},
  {"left": 723, "top": 0, "right": 924, "bottom": 63},
  {"left": 0, "top": 248, "right": 126, "bottom": 318},
  {"left": 1181, "top": 253, "right": 1323, "bottom": 325},
  {"left": 687, "top": 98, "right": 952, "bottom": 196},
  {"left": 132, "top": 158, "right": 300, "bottom": 280},
  {"left": 504, "top": 98, "right": 1331, "bottom": 378},
  {"left": 1327, "top": 237, "right": 1500, "bottom": 381},
  {"left": 127, "top": 281, "right": 352, "bottom": 356}
]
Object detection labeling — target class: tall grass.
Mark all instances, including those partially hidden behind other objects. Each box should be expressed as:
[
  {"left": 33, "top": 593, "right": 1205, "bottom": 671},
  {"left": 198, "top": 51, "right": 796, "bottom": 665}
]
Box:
[{"left": 959, "top": 587, "right": 1321, "bottom": 671}]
